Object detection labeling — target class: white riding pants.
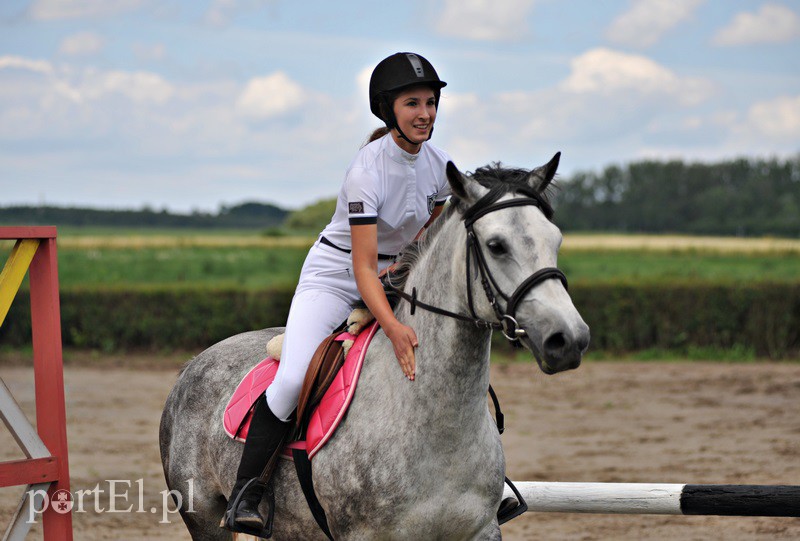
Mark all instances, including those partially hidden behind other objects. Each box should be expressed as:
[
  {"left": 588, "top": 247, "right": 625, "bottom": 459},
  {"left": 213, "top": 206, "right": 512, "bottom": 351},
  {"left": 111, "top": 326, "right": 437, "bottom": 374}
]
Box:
[{"left": 265, "top": 239, "right": 392, "bottom": 421}]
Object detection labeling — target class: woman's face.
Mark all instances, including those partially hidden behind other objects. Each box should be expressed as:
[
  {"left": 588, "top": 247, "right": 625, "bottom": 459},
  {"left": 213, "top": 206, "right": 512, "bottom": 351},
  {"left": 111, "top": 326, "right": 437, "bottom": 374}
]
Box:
[{"left": 392, "top": 86, "right": 437, "bottom": 151}]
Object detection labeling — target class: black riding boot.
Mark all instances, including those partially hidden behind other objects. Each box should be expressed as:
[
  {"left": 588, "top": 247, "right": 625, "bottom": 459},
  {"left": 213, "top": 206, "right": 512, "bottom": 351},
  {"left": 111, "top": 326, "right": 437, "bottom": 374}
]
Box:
[{"left": 223, "top": 395, "right": 291, "bottom": 536}]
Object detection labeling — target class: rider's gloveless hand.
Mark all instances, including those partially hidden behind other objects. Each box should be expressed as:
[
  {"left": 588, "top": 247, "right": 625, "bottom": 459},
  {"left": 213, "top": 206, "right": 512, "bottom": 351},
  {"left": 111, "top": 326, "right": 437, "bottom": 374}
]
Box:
[{"left": 385, "top": 321, "right": 418, "bottom": 380}]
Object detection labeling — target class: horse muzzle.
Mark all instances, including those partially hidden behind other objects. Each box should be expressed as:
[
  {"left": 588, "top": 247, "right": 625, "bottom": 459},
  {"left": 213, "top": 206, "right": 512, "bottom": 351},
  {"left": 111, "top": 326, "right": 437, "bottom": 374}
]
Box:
[{"left": 523, "top": 323, "right": 590, "bottom": 375}]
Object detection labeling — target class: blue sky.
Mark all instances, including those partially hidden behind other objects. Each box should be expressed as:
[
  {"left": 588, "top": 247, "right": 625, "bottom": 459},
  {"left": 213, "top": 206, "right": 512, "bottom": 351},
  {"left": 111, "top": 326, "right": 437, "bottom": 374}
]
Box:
[{"left": 1, "top": 0, "right": 799, "bottom": 212}]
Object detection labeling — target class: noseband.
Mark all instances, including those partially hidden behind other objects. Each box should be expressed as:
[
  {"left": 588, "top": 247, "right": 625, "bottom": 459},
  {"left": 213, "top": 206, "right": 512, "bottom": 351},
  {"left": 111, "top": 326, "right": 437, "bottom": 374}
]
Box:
[{"left": 385, "top": 194, "right": 568, "bottom": 346}]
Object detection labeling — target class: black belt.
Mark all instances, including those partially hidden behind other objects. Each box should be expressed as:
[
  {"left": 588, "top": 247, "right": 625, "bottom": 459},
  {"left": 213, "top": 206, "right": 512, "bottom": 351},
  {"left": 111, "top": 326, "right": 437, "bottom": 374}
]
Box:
[{"left": 319, "top": 236, "right": 397, "bottom": 261}]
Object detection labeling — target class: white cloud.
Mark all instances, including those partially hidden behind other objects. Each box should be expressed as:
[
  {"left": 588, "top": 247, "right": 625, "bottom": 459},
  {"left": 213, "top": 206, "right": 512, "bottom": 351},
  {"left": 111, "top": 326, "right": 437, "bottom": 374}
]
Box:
[
  {"left": 355, "top": 65, "right": 374, "bottom": 122},
  {"left": 59, "top": 32, "right": 106, "bottom": 56},
  {"left": 0, "top": 54, "right": 371, "bottom": 210},
  {"left": 89, "top": 70, "right": 174, "bottom": 103},
  {"left": 713, "top": 4, "right": 800, "bottom": 46},
  {"left": 431, "top": 48, "right": 721, "bottom": 174},
  {"left": 0, "top": 55, "right": 54, "bottom": 75},
  {"left": 236, "top": 72, "right": 308, "bottom": 119},
  {"left": 133, "top": 43, "right": 166, "bottom": 62},
  {"left": 28, "top": 0, "right": 146, "bottom": 20},
  {"left": 746, "top": 95, "right": 800, "bottom": 138},
  {"left": 606, "top": 0, "right": 705, "bottom": 48},
  {"left": 204, "top": 0, "right": 276, "bottom": 27},
  {"left": 561, "top": 48, "right": 713, "bottom": 105},
  {"left": 436, "top": 0, "right": 537, "bottom": 41},
  {"left": 0, "top": 58, "right": 173, "bottom": 114}
]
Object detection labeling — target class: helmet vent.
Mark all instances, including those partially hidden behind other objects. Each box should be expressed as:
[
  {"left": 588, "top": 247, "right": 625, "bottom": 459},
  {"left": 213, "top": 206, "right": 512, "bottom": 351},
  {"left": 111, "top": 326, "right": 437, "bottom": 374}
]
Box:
[{"left": 405, "top": 53, "right": 425, "bottom": 77}]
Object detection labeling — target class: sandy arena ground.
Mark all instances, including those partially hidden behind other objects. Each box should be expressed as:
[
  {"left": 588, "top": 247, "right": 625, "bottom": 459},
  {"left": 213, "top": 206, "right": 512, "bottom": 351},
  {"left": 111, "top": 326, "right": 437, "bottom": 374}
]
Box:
[{"left": 1, "top": 356, "right": 799, "bottom": 540}]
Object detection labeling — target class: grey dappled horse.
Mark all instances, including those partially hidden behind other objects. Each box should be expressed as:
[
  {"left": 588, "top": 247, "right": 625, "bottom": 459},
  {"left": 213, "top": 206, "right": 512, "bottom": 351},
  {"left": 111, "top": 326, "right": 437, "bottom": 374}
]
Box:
[{"left": 160, "top": 154, "right": 590, "bottom": 540}]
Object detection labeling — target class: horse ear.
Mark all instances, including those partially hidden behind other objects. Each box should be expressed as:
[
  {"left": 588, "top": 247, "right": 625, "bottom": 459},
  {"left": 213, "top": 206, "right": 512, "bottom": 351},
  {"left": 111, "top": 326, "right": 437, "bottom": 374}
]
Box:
[
  {"left": 528, "top": 152, "right": 561, "bottom": 193},
  {"left": 447, "top": 161, "right": 487, "bottom": 203},
  {"left": 446, "top": 161, "right": 469, "bottom": 200}
]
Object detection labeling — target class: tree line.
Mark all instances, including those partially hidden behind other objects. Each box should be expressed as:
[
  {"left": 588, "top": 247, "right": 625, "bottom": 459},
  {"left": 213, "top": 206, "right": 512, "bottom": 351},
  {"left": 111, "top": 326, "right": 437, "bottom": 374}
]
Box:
[
  {"left": 552, "top": 155, "right": 800, "bottom": 236},
  {"left": 0, "top": 201, "right": 288, "bottom": 229},
  {"left": 3, "top": 155, "right": 798, "bottom": 236}
]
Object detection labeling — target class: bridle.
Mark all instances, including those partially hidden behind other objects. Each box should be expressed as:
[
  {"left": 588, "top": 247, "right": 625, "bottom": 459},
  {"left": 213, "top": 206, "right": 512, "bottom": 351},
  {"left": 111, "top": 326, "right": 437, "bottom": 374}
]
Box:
[{"left": 384, "top": 190, "right": 568, "bottom": 346}]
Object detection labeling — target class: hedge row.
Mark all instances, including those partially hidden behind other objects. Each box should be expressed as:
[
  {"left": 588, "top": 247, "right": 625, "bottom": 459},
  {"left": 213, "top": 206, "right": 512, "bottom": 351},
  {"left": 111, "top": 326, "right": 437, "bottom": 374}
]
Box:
[
  {"left": 0, "top": 288, "right": 293, "bottom": 354},
  {"left": 1, "top": 283, "right": 798, "bottom": 358},
  {"left": 569, "top": 282, "right": 799, "bottom": 359}
]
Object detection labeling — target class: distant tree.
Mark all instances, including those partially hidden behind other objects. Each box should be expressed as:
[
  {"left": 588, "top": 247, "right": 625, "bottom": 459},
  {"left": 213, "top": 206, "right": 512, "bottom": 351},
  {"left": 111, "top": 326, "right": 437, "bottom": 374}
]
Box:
[
  {"left": 4, "top": 155, "right": 798, "bottom": 236},
  {"left": 218, "top": 201, "right": 289, "bottom": 228},
  {"left": 0, "top": 200, "right": 289, "bottom": 229},
  {"left": 554, "top": 154, "right": 800, "bottom": 237},
  {"left": 283, "top": 198, "right": 337, "bottom": 234}
]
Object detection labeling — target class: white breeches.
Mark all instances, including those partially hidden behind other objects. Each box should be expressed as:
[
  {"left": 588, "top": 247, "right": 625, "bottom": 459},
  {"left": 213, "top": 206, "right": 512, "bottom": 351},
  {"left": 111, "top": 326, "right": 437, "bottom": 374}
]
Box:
[{"left": 265, "top": 239, "right": 392, "bottom": 421}]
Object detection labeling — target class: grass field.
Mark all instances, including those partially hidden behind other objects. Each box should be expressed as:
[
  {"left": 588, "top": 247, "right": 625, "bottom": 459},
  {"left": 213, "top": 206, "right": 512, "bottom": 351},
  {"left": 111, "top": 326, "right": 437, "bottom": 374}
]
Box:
[
  {"left": 561, "top": 233, "right": 800, "bottom": 254},
  {"left": 2, "top": 231, "right": 799, "bottom": 289},
  {"left": 45, "top": 230, "right": 800, "bottom": 253}
]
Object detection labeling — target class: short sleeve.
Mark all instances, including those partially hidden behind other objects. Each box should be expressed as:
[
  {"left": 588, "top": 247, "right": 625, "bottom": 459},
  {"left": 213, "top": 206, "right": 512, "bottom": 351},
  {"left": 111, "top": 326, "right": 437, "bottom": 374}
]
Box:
[
  {"left": 344, "top": 167, "right": 380, "bottom": 225},
  {"left": 436, "top": 155, "right": 453, "bottom": 204},
  {"left": 436, "top": 180, "right": 451, "bottom": 204}
]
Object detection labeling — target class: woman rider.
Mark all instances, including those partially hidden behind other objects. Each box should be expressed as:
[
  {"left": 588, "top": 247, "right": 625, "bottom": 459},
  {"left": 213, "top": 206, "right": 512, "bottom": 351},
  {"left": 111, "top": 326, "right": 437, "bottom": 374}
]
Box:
[{"left": 224, "top": 52, "right": 452, "bottom": 533}]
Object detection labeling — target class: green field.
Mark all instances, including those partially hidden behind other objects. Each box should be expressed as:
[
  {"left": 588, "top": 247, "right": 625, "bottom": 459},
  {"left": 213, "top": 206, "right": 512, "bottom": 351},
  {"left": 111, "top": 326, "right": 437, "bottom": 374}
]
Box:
[
  {"left": 54, "top": 245, "right": 309, "bottom": 289},
  {"left": 2, "top": 231, "right": 798, "bottom": 358},
  {"left": 2, "top": 231, "right": 799, "bottom": 289}
]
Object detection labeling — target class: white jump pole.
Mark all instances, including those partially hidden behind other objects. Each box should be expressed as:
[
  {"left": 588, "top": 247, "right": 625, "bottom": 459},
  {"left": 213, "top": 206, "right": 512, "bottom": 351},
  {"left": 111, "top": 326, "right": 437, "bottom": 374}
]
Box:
[{"left": 504, "top": 482, "right": 800, "bottom": 517}]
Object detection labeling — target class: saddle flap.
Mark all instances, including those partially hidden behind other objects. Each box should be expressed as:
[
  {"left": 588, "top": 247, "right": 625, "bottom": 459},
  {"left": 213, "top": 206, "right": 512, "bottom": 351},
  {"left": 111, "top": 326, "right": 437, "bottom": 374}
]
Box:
[
  {"left": 223, "top": 322, "right": 379, "bottom": 460},
  {"left": 223, "top": 358, "right": 280, "bottom": 441},
  {"left": 296, "top": 332, "right": 348, "bottom": 434}
]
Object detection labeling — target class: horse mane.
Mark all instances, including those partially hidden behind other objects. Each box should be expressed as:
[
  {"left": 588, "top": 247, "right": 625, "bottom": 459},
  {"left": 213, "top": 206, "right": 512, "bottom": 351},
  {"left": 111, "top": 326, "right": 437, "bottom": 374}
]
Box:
[{"left": 383, "top": 162, "right": 556, "bottom": 296}]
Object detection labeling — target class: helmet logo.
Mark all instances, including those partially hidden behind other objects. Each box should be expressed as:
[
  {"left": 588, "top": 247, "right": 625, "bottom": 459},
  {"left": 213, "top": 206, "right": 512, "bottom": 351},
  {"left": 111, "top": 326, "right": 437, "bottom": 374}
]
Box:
[{"left": 405, "top": 54, "right": 425, "bottom": 77}]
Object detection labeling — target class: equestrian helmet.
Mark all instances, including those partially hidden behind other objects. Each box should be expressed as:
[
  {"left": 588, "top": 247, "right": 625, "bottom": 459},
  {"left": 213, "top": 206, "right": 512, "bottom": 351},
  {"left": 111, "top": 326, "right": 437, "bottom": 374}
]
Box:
[{"left": 369, "top": 52, "right": 447, "bottom": 125}]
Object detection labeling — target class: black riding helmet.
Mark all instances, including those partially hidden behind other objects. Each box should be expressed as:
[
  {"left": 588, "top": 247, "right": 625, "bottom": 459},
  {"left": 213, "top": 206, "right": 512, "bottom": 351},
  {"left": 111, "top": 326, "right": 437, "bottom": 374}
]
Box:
[{"left": 369, "top": 52, "right": 447, "bottom": 144}]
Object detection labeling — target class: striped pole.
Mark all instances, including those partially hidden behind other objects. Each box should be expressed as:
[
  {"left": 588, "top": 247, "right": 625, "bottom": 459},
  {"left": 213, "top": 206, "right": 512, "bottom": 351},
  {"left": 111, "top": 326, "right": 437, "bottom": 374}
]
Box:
[{"left": 503, "top": 482, "right": 800, "bottom": 517}]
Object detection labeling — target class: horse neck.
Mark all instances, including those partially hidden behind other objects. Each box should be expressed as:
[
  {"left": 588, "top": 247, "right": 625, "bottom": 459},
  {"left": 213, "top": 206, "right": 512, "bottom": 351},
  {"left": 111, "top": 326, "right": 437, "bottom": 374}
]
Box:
[{"left": 393, "top": 217, "right": 493, "bottom": 419}]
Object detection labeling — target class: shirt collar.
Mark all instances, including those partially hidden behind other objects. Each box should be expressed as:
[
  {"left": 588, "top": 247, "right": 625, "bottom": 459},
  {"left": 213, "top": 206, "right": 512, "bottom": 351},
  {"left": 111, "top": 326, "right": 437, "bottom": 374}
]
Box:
[{"left": 384, "top": 133, "right": 421, "bottom": 164}]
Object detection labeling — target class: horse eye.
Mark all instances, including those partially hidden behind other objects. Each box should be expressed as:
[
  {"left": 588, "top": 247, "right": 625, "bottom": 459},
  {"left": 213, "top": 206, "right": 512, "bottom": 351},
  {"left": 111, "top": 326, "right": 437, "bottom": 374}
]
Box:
[{"left": 486, "top": 239, "right": 507, "bottom": 256}]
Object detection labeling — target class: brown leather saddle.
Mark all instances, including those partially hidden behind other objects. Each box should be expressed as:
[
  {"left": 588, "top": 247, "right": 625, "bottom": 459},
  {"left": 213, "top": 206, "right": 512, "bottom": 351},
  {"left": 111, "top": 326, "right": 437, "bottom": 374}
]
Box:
[{"left": 294, "top": 330, "right": 348, "bottom": 437}]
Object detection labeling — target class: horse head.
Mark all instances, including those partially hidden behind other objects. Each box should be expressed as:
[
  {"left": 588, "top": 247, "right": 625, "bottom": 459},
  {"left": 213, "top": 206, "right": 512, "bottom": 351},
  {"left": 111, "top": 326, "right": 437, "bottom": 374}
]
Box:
[{"left": 446, "top": 153, "right": 590, "bottom": 375}]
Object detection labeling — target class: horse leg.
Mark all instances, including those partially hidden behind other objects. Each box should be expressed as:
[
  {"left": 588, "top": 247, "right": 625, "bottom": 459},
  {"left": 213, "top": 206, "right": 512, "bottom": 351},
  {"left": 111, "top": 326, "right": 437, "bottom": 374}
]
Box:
[{"left": 169, "top": 477, "right": 232, "bottom": 541}]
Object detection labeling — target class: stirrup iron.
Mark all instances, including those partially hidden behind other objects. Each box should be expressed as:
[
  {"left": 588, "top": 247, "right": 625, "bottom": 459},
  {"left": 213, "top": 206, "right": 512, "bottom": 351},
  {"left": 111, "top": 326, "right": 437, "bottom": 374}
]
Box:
[
  {"left": 221, "top": 478, "right": 276, "bottom": 539},
  {"left": 497, "top": 476, "right": 528, "bottom": 525}
]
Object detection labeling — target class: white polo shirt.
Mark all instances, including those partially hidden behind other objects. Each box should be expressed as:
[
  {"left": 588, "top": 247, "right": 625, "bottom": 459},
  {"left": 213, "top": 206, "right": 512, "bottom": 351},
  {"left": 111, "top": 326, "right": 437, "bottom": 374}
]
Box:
[{"left": 320, "top": 134, "right": 452, "bottom": 256}]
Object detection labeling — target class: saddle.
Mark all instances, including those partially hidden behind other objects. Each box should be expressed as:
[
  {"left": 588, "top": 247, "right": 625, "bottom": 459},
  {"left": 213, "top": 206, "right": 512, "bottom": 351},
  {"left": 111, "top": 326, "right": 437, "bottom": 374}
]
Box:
[
  {"left": 223, "top": 317, "right": 378, "bottom": 460},
  {"left": 294, "top": 330, "right": 346, "bottom": 437}
]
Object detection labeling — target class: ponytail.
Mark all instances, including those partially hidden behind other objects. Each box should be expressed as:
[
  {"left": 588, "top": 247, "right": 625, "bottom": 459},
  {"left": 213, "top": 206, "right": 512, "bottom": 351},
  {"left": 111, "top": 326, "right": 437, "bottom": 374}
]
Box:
[{"left": 362, "top": 127, "right": 390, "bottom": 148}]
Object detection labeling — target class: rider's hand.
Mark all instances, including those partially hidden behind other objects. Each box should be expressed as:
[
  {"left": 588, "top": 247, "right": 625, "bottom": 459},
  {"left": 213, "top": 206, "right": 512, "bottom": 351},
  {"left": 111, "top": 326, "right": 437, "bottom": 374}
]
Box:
[
  {"left": 385, "top": 321, "right": 418, "bottom": 380},
  {"left": 378, "top": 262, "right": 398, "bottom": 279}
]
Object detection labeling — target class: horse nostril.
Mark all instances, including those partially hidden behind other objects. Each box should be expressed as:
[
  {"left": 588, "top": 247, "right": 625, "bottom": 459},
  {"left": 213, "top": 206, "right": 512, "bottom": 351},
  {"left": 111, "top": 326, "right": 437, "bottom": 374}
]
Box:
[{"left": 544, "top": 332, "right": 566, "bottom": 354}]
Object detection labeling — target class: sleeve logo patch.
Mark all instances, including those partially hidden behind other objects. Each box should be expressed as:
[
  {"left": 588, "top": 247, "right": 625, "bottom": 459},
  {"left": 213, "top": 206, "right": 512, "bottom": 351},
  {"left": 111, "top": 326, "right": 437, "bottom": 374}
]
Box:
[
  {"left": 427, "top": 192, "right": 438, "bottom": 214},
  {"left": 348, "top": 202, "right": 365, "bottom": 214}
]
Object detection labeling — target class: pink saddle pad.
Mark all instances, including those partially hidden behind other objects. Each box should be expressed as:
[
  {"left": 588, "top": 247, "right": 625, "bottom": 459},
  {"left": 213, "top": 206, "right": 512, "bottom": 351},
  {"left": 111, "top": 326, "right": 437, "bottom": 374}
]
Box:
[{"left": 223, "top": 321, "right": 379, "bottom": 460}]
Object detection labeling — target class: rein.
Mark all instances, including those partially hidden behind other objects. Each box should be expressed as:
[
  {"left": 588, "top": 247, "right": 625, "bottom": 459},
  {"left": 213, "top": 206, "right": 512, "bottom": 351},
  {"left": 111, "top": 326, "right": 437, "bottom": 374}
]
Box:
[{"left": 385, "top": 195, "right": 568, "bottom": 346}]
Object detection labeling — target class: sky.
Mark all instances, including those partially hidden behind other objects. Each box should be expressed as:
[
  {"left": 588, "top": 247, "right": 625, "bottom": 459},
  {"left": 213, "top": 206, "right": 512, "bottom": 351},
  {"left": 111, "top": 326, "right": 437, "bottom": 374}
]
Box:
[{"left": 1, "top": 0, "right": 799, "bottom": 212}]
